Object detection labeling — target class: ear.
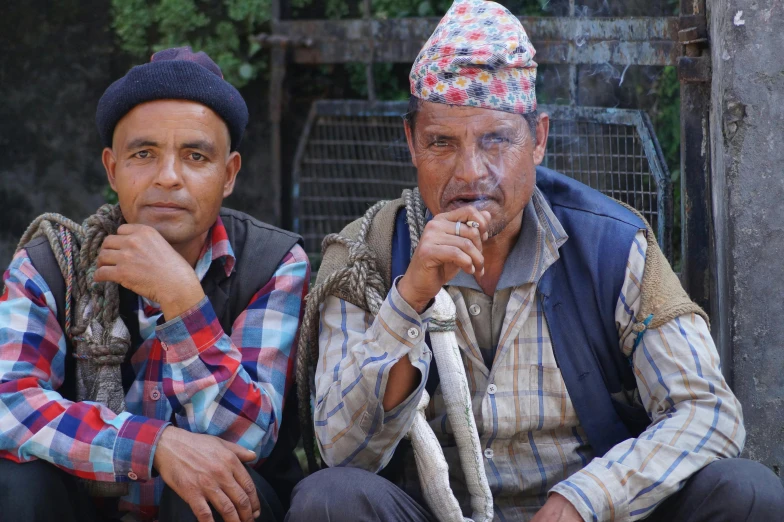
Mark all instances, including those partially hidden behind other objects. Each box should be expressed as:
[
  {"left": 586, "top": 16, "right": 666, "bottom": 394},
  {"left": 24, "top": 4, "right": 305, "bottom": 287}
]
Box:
[
  {"left": 222, "top": 151, "right": 241, "bottom": 198},
  {"left": 404, "top": 120, "right": 418, "bottom": 168},
  {"left": 532, "top": 113, "right": 550, "bottom": 166},
  {"left": 102, "top": 147, "right": 118, "bottom": 191}
]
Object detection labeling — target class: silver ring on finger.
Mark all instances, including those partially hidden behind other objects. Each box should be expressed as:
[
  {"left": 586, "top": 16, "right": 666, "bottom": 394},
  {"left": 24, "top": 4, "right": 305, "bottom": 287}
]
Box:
[{"left": 455, "top": 221, "right": 462, "bottom": 237}]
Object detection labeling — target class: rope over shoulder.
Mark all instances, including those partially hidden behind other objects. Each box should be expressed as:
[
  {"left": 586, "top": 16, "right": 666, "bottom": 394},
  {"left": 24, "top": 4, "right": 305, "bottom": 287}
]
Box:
[
  {"left": 17, "top": 204, "right": 130, "bottom": 497},
  {"left": 296, "top": 189, "right": 494, "bottom": 521},
  {"left": 296, "top": 189, "right": 426, "bottom": 472}
]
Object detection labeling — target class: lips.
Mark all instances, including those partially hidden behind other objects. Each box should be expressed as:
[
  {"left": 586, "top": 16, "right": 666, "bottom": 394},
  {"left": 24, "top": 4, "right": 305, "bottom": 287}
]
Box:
[
  {"left": 448, "top": 194, "right": 495, "bottom": 208},
  {"left": 146, "top": 202, "right": 187, "bottom": 212}
]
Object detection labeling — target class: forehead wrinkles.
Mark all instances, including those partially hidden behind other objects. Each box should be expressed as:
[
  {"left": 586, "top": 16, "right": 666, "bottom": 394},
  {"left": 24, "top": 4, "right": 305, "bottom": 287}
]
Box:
[{"left": 116, "top": 100, "right": 230, "bottom": 150}]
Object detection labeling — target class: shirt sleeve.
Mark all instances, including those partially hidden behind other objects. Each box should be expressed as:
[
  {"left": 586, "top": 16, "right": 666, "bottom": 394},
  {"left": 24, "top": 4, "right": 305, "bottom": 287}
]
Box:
[
  {"left": 551, "top": 231, "right": 745, "bottom": 522},
  {"left": 0, "top": 250, "right": 168, "bottom": 483},
  {"left": 155, "top": 244, "right": 309, "bottom": 460},
  {"left": 314, "top": 278, "right": 433, "bottom": 470}
]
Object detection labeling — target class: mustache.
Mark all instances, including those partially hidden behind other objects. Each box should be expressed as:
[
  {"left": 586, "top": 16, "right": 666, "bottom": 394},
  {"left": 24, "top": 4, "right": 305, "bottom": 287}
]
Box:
[
  {"left": 440, "top": 182, "right": 502, "bottom": 202},
  {"left": 141, "top": 196, "right": 191, "bottom": 208}
]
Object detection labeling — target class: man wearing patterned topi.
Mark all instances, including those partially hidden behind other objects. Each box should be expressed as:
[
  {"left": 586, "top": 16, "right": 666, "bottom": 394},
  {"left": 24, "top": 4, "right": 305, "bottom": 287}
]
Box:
[{"left": 286, "top": 1, "right": 783, "bottom": 521}]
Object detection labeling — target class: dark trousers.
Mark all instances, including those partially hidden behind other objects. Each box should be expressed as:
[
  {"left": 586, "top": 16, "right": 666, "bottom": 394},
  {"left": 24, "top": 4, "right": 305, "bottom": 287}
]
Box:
[
  {"left": 0, "top": 458, "right": 284, "bottom": 522},
  {"left": 286, "top": 458, "right": 784, "bottom": 522}
]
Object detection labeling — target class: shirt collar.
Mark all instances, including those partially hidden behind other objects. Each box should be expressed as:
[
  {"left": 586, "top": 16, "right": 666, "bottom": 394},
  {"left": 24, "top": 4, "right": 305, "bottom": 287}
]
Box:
[
  {"left": 447, "top": 186, "right": 568, "bottom": 292},
  {"left": 194, "top": 216, "right": 236, "bottom": 281}
]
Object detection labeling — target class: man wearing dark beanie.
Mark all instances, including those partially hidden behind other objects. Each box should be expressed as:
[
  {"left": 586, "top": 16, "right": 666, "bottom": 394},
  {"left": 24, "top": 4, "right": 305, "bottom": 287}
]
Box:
[{"left": 0, "top": 47, "right": 309, "bottom": 522}]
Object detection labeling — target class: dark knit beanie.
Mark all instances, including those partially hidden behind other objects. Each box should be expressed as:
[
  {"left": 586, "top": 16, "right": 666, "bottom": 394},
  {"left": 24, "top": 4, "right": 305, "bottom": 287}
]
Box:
[{"left": 96, "top": 47, "right": 249, "bottom": 151}]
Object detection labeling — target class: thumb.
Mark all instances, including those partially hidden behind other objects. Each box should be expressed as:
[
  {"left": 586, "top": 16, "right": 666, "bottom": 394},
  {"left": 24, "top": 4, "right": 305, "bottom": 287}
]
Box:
[{"left": 220, "top": 439, "right": 257, "bottom": 462}]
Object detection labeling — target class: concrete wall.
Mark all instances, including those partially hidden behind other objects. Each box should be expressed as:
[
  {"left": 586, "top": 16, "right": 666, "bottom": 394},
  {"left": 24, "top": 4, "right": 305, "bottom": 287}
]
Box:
[
  {"left": 710, "top": 1, "right": 784, "bottom": 479},
  {"left": 0, "top": 1, "right": 278, "bottom": 270}
]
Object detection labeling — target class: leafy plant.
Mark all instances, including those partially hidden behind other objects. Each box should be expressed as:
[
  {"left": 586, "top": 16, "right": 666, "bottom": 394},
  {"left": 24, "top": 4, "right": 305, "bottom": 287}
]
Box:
[{"left": 111, "top": 0, "right": 270, "bottom": 87}]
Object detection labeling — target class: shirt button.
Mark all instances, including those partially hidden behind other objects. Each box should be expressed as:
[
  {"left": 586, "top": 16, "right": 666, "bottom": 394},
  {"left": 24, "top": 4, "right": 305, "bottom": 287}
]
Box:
[
  {"left": 484, "top": 448, "right": 494, "bottom": 459},
  {"left": 127, "top": 471, "right": 138, "bottom": 481},
  {"left": 150, "top": 389, "right": 161, "bottom": 401},
  {"left": 487, "top": 384, "right": 497, "bottom": 395},
  {"left": 407, "top": 327, "right": 420, "bottom": 339},
  {"left": 469, "top": 304, "right": 481, "bottom": 316}
]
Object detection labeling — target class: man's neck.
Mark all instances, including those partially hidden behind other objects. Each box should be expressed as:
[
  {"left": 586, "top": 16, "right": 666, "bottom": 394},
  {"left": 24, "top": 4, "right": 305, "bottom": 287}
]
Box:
[
  {"left": 171, "top": 230, "right": 210, "bottom": 268},
  {"left": 474, "top": 209, "right": 524, "bottom": 296}
]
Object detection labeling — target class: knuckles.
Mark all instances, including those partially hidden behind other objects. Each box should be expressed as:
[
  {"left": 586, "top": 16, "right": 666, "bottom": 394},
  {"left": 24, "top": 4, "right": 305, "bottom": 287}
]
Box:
[
  {"left": 192, "top": 505, "right": 213, "bottom": 520},
  {"left": 219, "top": 499, "right": 236, "bottom": 515}
]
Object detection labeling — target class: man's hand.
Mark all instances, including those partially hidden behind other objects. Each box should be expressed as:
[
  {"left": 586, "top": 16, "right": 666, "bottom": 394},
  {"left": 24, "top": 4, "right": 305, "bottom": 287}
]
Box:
[
  {"left": 397, "top": 206, "right": 491, "bottom": 312},
  {"left": 531, "top": 494, "right": 584, "bottom": 522},
  {"left": 153, "top": 426, "right": 261, "bottom": 522},
  {"left": 94, "top": 224, "right": 205, "bottom": 319}
]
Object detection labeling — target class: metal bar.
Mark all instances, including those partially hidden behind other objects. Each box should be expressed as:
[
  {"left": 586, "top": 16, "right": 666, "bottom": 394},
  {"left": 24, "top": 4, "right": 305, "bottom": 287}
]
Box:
[
  {"left": 640, "top": 111, "right": 673, "bottom": 261},
  {"left": 678, "top": 2, "right": 715, "bottom": 347},
  {"left": 278, "top": 16, "right": 680, "bottom": 66},
  {"left": 291, "top": 103, "right": 318, "bottom": 235}
]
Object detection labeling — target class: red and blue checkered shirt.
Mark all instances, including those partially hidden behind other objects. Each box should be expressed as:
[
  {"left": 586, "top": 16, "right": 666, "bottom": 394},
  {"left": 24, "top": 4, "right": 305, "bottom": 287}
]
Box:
[{"left": 0, "top": 217, "right": 310, "bottom": 519}]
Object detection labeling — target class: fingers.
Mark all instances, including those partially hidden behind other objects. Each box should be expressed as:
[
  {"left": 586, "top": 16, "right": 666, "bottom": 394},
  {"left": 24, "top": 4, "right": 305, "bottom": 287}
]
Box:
[
  {"left": 100, "top": 234, "right": 124, "bottom": 250},
  {"left": 426, "top": 219, "right": 483, "bottom": 253},
  {"left": 219, "top": 439, "right": 258, "bottom": 463},
  {"left": 92, "top": 265, "right": 119, "bottom": 283},
  {"left": 425, "top": 244, "right": 477, "bottom": 275},
  {"left": 432, "top": 234, "right": 485, "bottom": 275},
  {"left": 188, "top": 498, "right": 216, "bottom": 522},
  {"left": 204, "top": 486, "right": 242, "bottom": 522},
  {"left": 222, "top": 478, "right": 255, "bottom": 522},
  {"left": 231, "top": 463, "right": 261, "bottom": 521},
  {"left": 433, "top": 205, "right": 492, "bottom": 238},
  {"left": 96, "top": 248, "right": 122, "bottom": 268}
]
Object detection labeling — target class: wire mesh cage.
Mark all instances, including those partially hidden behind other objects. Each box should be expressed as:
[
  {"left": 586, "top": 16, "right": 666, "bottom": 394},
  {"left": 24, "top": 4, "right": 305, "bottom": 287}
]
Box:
[{"left": 292, "top": 100, "right": 672, "bottom": 263}]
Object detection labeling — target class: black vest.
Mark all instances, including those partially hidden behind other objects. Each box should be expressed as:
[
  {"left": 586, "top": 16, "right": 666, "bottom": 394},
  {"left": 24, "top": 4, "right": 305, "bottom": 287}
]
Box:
[{"left": 24, "top": 208, "right": 304, "bottom": 507}]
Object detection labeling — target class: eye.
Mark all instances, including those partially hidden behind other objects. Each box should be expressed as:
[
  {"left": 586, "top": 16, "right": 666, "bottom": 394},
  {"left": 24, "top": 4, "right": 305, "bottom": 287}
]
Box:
[
  {"left": 133, "top": 150, "right": 151, "bottom": 159},
  {"left": 484, "top": 135, "right": 510, "bottom": 145},
  {"left": 431, "top": 139, "right": 449, "bottom": 148},
  {"left": 189, "top": 152, "right": 205, "bottom": 161}
]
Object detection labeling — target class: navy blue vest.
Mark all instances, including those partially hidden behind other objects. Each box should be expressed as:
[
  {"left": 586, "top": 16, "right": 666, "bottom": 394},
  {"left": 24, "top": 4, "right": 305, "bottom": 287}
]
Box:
[{"left": 391, "top": 167, "right": 651, "bottom": 457}]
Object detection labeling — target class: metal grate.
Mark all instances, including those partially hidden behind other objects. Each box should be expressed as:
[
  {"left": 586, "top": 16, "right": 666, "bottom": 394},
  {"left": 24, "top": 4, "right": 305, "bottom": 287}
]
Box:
[{"left": 292, "top": 100, "right": 672, "bottom": 262}]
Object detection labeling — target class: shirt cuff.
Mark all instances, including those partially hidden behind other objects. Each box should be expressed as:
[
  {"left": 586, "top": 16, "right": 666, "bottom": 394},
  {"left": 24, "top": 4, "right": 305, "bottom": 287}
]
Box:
[
  {"left": 156, "top": 296, "right": 225, "bottom": 363},
  {"left": 112, "top": 415, "right": 169, "bottom": 482},
  {"left": 374, "top": 277, "right": 434, "bottom": 363},
  {"left": 550, "top": 463, "right": 628, "bottom": 522}
]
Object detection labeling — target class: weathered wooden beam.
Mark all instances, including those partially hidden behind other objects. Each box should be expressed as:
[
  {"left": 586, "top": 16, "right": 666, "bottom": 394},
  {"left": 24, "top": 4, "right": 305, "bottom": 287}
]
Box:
[{"left": 276, "top": 16, "right": 680, "bottom": 66}]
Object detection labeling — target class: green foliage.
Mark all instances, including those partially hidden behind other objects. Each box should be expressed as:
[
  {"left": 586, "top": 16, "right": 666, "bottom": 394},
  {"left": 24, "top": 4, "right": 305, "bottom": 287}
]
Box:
[
  {"left": 103, "top": 185, "right": 119, "bottom": 205},
  {"left": 648, "top": 66, "right": 682, "bottom": 268},
  {"left": 111, "top": 0, "right": 270, "bottom": 87}
]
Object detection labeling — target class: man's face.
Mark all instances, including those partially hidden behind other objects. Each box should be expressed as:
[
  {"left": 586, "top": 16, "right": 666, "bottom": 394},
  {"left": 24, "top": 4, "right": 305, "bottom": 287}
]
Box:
[
  {"left": 102, "top": 99, "right": 240, "bottom": 247},
  {"left": 405, "top": 101, "right": 548, "bottom": 237}
]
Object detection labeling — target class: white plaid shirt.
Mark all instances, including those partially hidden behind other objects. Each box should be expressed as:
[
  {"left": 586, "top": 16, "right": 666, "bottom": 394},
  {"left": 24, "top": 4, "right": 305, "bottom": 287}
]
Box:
[{"left": 314, "top": 189, "right": 744, "bottom": 521}]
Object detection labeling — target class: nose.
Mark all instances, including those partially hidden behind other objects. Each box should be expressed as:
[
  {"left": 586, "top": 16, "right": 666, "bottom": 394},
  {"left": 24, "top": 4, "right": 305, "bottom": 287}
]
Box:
[
  {"left": 453, "top": 143, "right": 490, "bottom": 184},
  {"left": 153, "top": 152, "right": 184, "bottom": 189}
]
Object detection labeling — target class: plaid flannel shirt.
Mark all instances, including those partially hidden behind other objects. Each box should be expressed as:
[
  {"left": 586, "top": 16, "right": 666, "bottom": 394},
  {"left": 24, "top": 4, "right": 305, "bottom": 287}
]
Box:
[
  {"left": 0, "top": 217, "right": 309, "bottom": 519},
  {"left": 314, "top": 190, "right": 744, "bottom": 521}
]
